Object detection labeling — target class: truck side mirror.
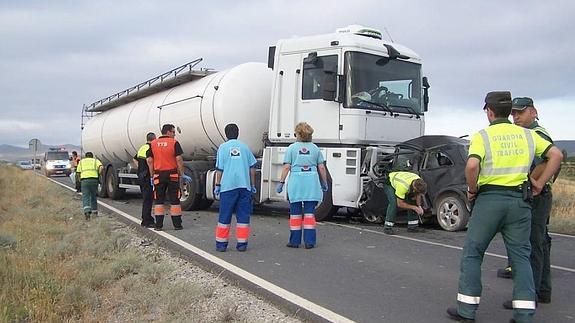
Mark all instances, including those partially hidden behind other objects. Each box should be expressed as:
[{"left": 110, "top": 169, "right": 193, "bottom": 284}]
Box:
[
  {"left": 322, "top": 71, "right": 337, "bottom": 101},
  {"left": 422, "top": 76, "right": 430, "bottom": 112}
]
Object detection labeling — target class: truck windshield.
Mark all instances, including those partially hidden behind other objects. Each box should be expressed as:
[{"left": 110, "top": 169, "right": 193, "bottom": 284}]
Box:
[
  {"left": 46, "top": 152, "right": 69, "bottom": 160},
  {"left": 344, "top": 51, "right": 422, "bottom": 114}
]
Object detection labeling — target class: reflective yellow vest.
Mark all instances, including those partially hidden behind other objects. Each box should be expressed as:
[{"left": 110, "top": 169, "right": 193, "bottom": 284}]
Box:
[
  {"left": 389, "top": 171, "right": 421, "bottom": 199},
  {"left": 136, "top": 143, "right": 150, "bottom": 159},
  {"left": 468, "top": 120, "right": 552, "bottom": 187},
  {"left": 77, "top": 157, "right": 103, "bottom": 179}
]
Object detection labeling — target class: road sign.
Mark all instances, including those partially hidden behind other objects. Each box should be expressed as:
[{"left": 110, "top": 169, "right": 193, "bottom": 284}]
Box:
[{"left": 29, "top": 138, "right": 41, "bottom": 151}]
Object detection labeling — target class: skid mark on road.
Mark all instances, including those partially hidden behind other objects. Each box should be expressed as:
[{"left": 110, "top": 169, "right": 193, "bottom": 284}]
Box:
[{"left": 323, "top": 222, "right": 575, "bottom": 274}]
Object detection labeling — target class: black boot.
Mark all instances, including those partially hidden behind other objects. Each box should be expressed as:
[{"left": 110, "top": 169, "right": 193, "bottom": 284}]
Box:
[{"left": 446, "top": 307, "right": 475, "bottom": 322}]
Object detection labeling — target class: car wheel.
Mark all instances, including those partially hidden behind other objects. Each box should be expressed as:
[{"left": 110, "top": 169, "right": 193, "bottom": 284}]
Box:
[
  {"left": 362, "top": 209, "right": 383, "bottom": 223},
  {"left": 435, "top": 193, "right": 469, "bottom": 231}
]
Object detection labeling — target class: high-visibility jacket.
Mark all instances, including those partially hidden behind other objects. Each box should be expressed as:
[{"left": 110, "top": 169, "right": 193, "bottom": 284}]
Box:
[
  {"left": 150, "top": 136, "right": 179, "bottom": 172},
  {"left": 468, "top": 119, "right": 552, "bottom": 187},
  {"left": 135, "top": 143, "right": 151, "bottom": 177},
  {"left": 389, "top": 171, "right": 421, "bottom": 199},
  {"left": 77, "top": 157, "right": 102, "bottom": 179}
]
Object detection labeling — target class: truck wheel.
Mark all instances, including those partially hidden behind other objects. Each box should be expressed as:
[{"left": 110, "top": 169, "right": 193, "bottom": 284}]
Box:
[
  {"left": 315, "top": 173, "right": 339, "bottom": 221},
  {"left": 435, "top": 193, "right": 469, "bottom": 231},
  {"left": 180, "top": 168, "right": 204, "bottom": 211},
  {"left": 106, "top": 166, "right": 125, "bottom": 199}
]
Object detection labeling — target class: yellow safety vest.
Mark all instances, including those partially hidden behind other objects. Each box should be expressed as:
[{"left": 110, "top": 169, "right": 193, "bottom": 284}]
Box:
[
  {"left": 468, "top": 120, "right": 552, "bottom": 187},
  {"left": 389, "top": 171, "right": 421, "bottom": 199},
  {"left": 136, "top": 143, "right": 150, "bottom": 159},
  {"left": 77, "top": 157, "right": 103, "bottom": 179}
]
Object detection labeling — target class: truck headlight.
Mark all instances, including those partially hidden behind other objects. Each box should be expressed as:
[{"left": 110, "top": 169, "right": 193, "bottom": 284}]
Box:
[{"left": 46, "top": 165, "right": 54, "bottom": 170}]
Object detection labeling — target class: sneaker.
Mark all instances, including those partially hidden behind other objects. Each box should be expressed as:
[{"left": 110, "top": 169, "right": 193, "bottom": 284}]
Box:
[
  {"left": 85, "top": 213, "right": 91, "bottom": 220},
  {"left": 407, "top": 226, "right": 425, "bottom": 233},
  {"left": 304, "top": 244, "right": 314, "bottom": 249},
  {"left": 446, "top": 307, "right": 475, "bottom": 322},
  {"left": 174, "top": 226, "right": 183, "bottom": 231},
  {"left": 216, "top": 247, "right": 227, "bottom": 252},
  {"left": 154, "top": 227, "right": 163, "bottom": 231},
  {"left": 538, "top": 295, "right": 551, "bottom": 304},
  {"left": 236, "top": 245, "right": 247, "bottom": 252},
  {"left": 286, "top": 243, "right": 299, "bottom": 248},
  {"left": 497, "top": 266, "right": 512, "bottom": 279},
  {"left": 383, "top": 227, "right": 396, "bottom": 235}
]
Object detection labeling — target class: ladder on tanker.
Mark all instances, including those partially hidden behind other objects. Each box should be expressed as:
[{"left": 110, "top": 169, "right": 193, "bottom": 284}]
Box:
[{"left": 81, "top": 58, "right": 215, "bottom": 129}]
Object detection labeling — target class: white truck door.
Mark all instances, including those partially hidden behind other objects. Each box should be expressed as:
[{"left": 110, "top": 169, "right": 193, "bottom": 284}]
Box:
[{"left": 297, "top": 50, "right": 341, "bottom": 144}]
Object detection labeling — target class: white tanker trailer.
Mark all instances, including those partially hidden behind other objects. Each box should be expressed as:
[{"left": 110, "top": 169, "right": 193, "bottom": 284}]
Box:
[{"left": 82, "top": 25, "right": 430, "bottom": 220}]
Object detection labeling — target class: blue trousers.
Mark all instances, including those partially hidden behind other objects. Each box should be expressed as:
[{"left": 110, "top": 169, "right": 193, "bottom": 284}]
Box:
[
  {"left": 216, "top": 188, "right": 252, "bottom": 250},
  {"left": 289, "top": 201, "right": 318, "bottom": 247}
]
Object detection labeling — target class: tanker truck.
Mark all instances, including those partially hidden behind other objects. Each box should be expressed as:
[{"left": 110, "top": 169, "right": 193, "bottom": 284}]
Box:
[{"left": 81, "top": 25, "right": 430, "bottom": 221}]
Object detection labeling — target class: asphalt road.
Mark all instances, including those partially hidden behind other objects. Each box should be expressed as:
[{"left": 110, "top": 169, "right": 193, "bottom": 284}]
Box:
[{"left": 53, "top": 176, "right": 575, "bottom": 322}]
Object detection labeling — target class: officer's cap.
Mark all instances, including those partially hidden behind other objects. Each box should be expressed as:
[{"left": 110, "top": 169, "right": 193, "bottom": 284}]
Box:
[
  {"left": 484, "top": 91, "right": 512, "bottom": 109},
  {"left": 511, "top": 97, "right": 534, "bottom": 111}
]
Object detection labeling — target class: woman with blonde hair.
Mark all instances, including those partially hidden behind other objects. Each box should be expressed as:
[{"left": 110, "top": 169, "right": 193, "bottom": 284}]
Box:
[{"left": 276, "top": 122, "right": 328, "bottom": 249}]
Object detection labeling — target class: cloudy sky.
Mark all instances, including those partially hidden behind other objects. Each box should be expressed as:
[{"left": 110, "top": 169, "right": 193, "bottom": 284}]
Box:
[{"left": 1, "top": 0, "right": 574, "bottom": 147}]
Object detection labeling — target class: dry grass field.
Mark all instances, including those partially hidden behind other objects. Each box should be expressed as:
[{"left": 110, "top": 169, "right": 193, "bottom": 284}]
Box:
[
  {"left": 0, "top": 166, "right": 298, "bottom": 323},
  {"left": 549, "top": 176, "right": 575, "bottom": 235}
]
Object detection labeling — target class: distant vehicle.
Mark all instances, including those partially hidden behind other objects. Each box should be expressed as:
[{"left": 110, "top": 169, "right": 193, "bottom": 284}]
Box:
[
  {"left": 17, "top": 160, "right": 34, "bottom": 170},
  {"left": 359, "top": 135, "right": 471, "bottom": 231},
  {"left": 31, "top": 158, "right": 41, "bottom": 169},
  {"left": 42, "top": 149, "right": 71, "bottom": 177}
]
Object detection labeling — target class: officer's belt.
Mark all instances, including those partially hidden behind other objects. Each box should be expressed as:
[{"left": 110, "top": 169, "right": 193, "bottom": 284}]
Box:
[{"left": 478, "top": 184, "right": 522, "bottom": 194}]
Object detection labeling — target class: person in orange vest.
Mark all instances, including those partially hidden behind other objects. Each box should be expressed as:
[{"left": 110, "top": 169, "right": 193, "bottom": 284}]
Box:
[
  {"left": 214, "top": 123, "right": 257, "bottom": 252},
  {"left": 146, "top": 124, "right": 189, "bottom": 231},
  {"left": 71, "top": 151, "right": 81, "bottom": 193}
]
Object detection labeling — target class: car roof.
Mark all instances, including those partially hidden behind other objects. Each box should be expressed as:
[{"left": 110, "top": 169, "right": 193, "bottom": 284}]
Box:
[{"left": 397, "top": 135, "right": 469, "bottom": 151}]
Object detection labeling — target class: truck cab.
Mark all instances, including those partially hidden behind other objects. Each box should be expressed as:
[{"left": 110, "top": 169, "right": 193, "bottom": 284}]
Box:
[{"left": 261, "top": 25, "right": 430, "bottom": 219}]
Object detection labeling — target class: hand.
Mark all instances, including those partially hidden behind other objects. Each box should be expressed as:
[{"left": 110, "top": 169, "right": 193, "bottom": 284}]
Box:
[
  {"left": 214, "top": 185, "right": 221, "bottom": 199},
  {"left": 275, "top": 182, "right": 284, "bottom": 194},
  {"left": 466, "top": 191, "right": 477, "bottom": 201},
  {"left": 530, "top": 177, "right": 543, "bottom": 197},
  {"left": 414, "top": 205, "right": 424, "bottom": 216},
  {"left": 320, "top": 181, "right": 328, "bottom": 192},
  {"left": 181, "top": 174, "right": 192, "bottom": 182},
  {"left": 251, "top": 185, "right": 257, "bottom": 194}
]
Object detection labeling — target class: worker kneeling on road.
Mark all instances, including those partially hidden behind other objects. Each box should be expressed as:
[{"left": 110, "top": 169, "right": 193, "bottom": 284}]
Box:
[
  {"left": 214, "top": 123, "right": 257, "bottom": 252},
  {"left": 382, "top": 171, "right": 427, "bottom": 235},
  {"left": 76, "top": 152, "right": 103, "bottom": 220},
  {"left": 147, "top": 124, "right": 188, "bottom": 231}
]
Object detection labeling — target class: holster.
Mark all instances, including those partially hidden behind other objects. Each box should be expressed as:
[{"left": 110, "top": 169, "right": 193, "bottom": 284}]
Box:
[{"left": 521, "top": 181, "right": 533, "bottom": 203}]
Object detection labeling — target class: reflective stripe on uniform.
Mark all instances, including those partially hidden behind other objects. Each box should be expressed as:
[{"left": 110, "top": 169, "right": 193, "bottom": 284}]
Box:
[
  {"left": 170, "top": 205, "right": 182, "bottom": 216},
  {"left": 384, "top": 221, "right": 394, "bottom": 227},
  {"left": 303, "top": 214, "right": 316, "bottom": 229},
  {"left": 154, "top": 205, "right": 165, "bottom": 216},
  {"left": 216, "top": 222, "right": 231, "bottom": 242},
  {"left": 478, "top": 129, "right": 535, "bottom": 177},
  {"left": 290, "top": 215, "right": 303, "bottom": 230},
  {"left": 512, "top": 300, "right": 536, "bottom": 309},
  {"left": 457, "top": 293, "right": 480, "bottom": 304},
  {"left": 236, "top": 223, "right": 250, "bottom": 243},
  {"left": 407, "top": 220, "right": 419, "bottom": 225}
]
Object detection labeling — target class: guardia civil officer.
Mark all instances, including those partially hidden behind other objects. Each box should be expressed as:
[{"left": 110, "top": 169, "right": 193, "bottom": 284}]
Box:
[
  {"left": 497, "top": 97, "right": 556, "bottom": 309},
  {"left": 147, "top": 124, "right": 188, "bottom": 231},
  {"left": 214, "top": 123, "right": 257, "bottom": 252},
  {"left": 134, "top": 132, "right": 156, "bottom": 228},
  {"left": 382, "top": 171, "right": 427, "bottom": 235},
  {"left": 446, "top": 92, "right": 562, "bottom": 323},
  {"left": 76, "top": 152, "right": 103, "bottom": 220}
]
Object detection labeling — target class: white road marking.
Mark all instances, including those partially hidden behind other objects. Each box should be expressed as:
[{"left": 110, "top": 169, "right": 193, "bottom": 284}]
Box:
[
  {"left": 323, "top": 222, "right": 575, "bottom": 274},
  {"left": 549, "top": 232, "right": 575, "bottom": 238},
  {"left": 47, "top": 176, "right": 355, "bottom": 323}
]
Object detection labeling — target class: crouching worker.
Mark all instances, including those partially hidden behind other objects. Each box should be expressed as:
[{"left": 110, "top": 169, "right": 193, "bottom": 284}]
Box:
[
  {"left": 383, "top": 171, "right": 427, "bottom": 235},
  {"left": 76, "top": 152, "right": 103, "bottom": 220}
]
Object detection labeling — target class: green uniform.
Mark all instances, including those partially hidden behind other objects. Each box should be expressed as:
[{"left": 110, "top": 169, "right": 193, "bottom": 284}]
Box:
[
  {"left": 383, "top": 171, "right": 421, "bottom": 229},
  {"left": 76, "top": 157, "right": 103, "bottom": 217},
  {"left": 457, "top": 119, "right": 552, "bottom": 323},
  {"left": 528, "top": 121, "right": 553, "bottom": 302}
]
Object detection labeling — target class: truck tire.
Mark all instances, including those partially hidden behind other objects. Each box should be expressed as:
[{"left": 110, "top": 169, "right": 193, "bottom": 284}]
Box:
[
  {"left": 435, "top": 193, "right": 469, "bottom": 231},
  {"left": 180, "top": 167, "right": 205, "bottom": 211},
  {"left": 315, "top": 172, "right": 339, "bottom": 221},
  {"left": 105, "top": 166, "right": 125, "bottom": 200}
]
